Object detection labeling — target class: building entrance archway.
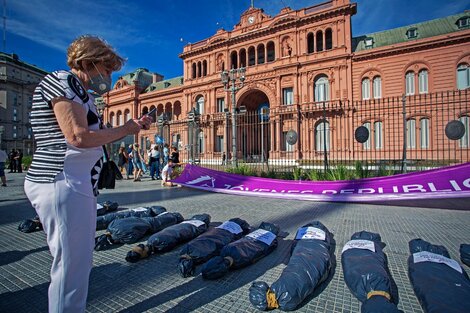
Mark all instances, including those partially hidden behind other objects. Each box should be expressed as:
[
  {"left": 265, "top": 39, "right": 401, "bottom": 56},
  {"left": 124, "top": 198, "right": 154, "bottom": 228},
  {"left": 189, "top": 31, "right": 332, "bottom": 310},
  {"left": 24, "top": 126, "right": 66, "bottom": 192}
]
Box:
[{"left": 237, "top": 89, "right": 271, "bottom": 163}]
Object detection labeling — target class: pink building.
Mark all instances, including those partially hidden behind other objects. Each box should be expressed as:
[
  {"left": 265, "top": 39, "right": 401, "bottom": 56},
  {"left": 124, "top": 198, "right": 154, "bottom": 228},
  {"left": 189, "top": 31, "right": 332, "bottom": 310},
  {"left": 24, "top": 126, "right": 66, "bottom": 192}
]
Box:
[{"left": 103, "top": 0, "right": 470, "bottom": 168}]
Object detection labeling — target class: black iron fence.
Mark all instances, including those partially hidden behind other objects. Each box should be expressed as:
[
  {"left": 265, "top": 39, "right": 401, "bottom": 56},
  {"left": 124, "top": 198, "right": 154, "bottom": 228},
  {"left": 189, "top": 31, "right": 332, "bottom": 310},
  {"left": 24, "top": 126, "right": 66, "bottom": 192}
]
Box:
[{"left": 152, "top": 90, "right": 469, "bottom": 175}]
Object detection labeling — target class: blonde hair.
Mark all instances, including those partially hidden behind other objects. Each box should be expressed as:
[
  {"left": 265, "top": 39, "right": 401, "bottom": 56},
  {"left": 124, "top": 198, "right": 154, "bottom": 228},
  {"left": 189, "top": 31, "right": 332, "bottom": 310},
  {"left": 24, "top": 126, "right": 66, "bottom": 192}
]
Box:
[{"left": 67, "top": 35, "right": 126, "bottom": 71}]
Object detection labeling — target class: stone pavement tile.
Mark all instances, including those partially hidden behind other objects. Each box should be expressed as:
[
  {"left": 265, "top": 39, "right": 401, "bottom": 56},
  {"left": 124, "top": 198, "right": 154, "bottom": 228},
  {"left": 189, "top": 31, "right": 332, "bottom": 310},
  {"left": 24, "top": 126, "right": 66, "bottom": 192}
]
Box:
[{"left": 0, "top": 173, "right": 469, "bottom": 312}]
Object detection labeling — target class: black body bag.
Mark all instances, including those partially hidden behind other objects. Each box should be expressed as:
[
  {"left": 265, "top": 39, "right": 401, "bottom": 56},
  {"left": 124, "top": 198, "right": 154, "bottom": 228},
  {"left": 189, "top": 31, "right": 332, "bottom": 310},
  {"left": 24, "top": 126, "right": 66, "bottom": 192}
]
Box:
[
  {"left": 98, "top": 145, "right": 122, "bottom": 190},
  {"left": 249, "top": 221, "right": 334, "bottom": 311},
  {"left": 94, "top": 212, "right": 183, "bottom": 251},
  {"left": 178, "top": 218, "right": 250, "bottom": 277},
  {"left": 408, "top": 238, "right": 470, "bottom": 313},
  {"left": 18, "top": 215, "right": 43, "bottom": 233},
  {"left": 126, "top": 214, "right": 211, "bottom": 263},
  {"left": 201, "top": 222, "right": 280, "bottom": 280},
  {"left": 461, "top": 244, "right": 470, "bottom": 267},
  {"left": 96, "top": 200, "right": 119, "bottom": 216},
  {"left": 341, "top": 231, "right": 402, "bottom": 313},
  {"left": 96, "top": 206, "right": 166, "bottom": 230}
]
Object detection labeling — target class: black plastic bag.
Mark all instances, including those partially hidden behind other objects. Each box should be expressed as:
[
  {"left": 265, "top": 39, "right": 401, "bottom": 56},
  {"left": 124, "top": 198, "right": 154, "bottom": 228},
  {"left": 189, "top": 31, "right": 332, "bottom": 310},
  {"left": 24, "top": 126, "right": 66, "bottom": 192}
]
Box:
[
  {"left": 96, "top": 206, "right": 166, "bottom": 230},
  {"left": 96, "top": 201, "right": 119, "bottom": 216},
  {"left": 460, "top": 244, "right": 470, "bottom": 267},
  {"left": 249, "top": 221, "right": 333, "bottom": 311},
  {"left": 126, "top": 214, "right": 211, "bottom": 263},
  {"left": 98, "top": 161, "right": 122, "bottom": 189},
  {"left": 201, "top": 222, "right": 280, "bottom": 280},
  {"left": 94, "top": 212, "right": 183, "bottom": 251},
  {"left": 18, "top": 216, "right": 43, "bottom": 233},
  {"left": 341, "top": 231, "right": 402, "bottom": 313},
  {"left": 408, "top": 238, "right": 470, "bottom": 313},
  {"left": 178, "top": 218, "right": 250, "bottom": 277}
]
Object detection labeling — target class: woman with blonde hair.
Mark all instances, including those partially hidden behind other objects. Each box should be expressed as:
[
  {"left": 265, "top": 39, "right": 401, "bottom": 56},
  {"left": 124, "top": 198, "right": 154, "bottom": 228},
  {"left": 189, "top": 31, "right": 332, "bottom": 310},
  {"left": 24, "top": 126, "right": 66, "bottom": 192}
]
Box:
[{"left": 24, "top": 35, "right": 152, "bottom": 312}]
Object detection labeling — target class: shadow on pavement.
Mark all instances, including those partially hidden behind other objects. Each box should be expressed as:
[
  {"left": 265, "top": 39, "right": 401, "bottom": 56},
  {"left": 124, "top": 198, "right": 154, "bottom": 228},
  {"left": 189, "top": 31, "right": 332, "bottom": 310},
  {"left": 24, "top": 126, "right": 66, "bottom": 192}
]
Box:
[
  {"left": 0, "top": 246, "right": 49, "bottom": 267},
  {"left": 0, "top": 282, "right": 48, "bottom": 313},
  {"left": 117, "top": 238, "right": 292, "bottom": 313}
]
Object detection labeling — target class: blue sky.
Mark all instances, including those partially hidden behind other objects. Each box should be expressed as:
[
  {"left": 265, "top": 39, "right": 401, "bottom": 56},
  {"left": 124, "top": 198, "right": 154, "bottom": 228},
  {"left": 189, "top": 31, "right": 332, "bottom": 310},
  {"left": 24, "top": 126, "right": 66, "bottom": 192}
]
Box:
[{"left": 6, "top": 0, "right": 470, "bottom": 81}]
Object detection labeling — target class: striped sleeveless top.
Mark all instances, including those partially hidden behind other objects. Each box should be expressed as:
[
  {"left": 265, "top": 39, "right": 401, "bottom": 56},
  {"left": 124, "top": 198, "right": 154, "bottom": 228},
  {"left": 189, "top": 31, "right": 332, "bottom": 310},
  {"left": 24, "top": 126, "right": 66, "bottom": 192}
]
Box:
[{"left": 26, "top": 70, "right": 103, "bottom": 194}]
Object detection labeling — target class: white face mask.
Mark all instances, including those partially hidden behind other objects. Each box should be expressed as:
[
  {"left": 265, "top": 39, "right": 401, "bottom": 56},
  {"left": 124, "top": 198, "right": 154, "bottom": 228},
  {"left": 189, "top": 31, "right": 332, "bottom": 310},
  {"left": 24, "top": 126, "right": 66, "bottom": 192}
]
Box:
[{"left": 87, "top": 62, "right": 111, "bottom": 95}]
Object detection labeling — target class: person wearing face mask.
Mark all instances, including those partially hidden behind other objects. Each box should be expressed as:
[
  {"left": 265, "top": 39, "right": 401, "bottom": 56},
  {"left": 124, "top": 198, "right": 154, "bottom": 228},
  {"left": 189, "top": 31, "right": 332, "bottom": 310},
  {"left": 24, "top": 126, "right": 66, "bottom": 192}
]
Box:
[{"left": 24, "top": 35, "right": 153, "bottom": 313}]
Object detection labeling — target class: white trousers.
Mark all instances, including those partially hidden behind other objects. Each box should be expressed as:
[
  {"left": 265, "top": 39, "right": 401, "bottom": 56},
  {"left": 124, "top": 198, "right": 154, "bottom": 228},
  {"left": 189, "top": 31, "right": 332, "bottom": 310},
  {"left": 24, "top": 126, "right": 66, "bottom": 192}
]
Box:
[{"left": 25, "top": 175, "right": 96, "bottom": 313}]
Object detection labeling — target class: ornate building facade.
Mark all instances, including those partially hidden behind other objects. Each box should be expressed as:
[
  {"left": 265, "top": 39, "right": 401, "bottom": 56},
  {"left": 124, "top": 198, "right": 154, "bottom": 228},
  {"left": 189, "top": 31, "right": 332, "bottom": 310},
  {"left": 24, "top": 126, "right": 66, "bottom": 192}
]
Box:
[
  {"left": 103, "top": 0, "right": 470, "bottom": 166},
  {"left": 0, "top": 52, "right": 47, "bottom": 154}
]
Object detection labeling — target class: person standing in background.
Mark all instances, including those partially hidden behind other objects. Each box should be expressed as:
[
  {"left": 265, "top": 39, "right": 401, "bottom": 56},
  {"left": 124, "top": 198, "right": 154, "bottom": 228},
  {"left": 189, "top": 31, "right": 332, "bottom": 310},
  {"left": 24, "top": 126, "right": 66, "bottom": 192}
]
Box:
[
  {"left": 15, "top": 149, "right": 23, "bottom": 173},
  {"left": 170, "top": 146, "right": 180, "bottom": 165},
  {"left": 126, "top": 144, "right": 134, "bottom": 180},
  {"left": 0, "top": 149, "right": 7, "bottom": 186},
  {"left": 117, "top": 146, "right": 128, "bottom": 176},
  {"left": 221, "top": 152, "right": 226, "bottom": 165},
  {"left": 163, "top": 143, "right": 169, "bottom": 166},
  {"left": 23, "top": 35, "right": 152, "bottom": 313},
  {"left": 132, "top": 143, "right": 144, "bottom": 181},
  {"left": 8, "top": 149, "right": 17, "bottom": 173},
  {"left": 148, "top": 145, "right": 160, "bottom": 180}
]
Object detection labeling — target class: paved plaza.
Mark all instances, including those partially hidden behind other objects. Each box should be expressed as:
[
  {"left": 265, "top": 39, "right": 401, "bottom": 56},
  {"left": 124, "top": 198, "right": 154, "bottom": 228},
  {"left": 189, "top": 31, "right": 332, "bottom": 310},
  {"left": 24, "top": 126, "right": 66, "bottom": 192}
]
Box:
[{"left": 0, "top": 172, "right": 469, "bottom": 313}]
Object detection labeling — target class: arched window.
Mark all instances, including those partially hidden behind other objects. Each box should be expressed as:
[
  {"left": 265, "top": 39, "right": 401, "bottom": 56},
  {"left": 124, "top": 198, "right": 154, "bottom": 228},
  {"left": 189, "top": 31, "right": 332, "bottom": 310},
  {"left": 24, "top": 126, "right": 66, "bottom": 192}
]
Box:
[
  {"left": 267, "top": 41, "right": 275, "bottom": 62},
  {"left": 124, "top": 109, "right": 130, "bottom": 122},
  {"left": 116, "top": 111, "right": 122, "bottom": 126},
  {"left": 231, "top": 51, "right": 238, "bottom": 69},
  {"left": 192, "top": 63, "right": 196, "bottom": 79},
  {"left": 307, "top": 32, "right": 314, "bottom": 53},
  {"left": 407, "top": 118, "right": 416, "bottom": 148},
  {"left": 457, "top": 64, "right": 470, "bottom": 90},
  {"left": 173, "top": 133, "right": 181, "bottom": 149},
  {"left": 362, "top": 78, "right": 371, "bottom": 100},
  {"left": 248, "top": 46, "right": 256, "bottom": 66},
  {"left": 374, "top": 121, "right": 383, "bottom": 149},
  {"left": 239, "top": 49, "right": 247, "bottom": 68},
  {"left": 373, "top": 76, "right": 382, "bottom": 99},
  {"left": 459, "top": 115, "right": 469, "bottom": 148},
  {"left": 109, "top": 112, "right": 115, "bottom": 126},
  {"left": 420, "top": 118, "right": 429, "bottom": 149},
  {"left": 198, "top": 131, "right": 205, "bottom": 154},
  {"left": 316, "top": 30, "right": 323, "bottom": 52},
  {"left": 406, "top": 71, "right": 415, "bottom": 95},
  {"left": 203, "top": 60, "right": 207, "bottom": 76},
  {"left": 418, "top": 69, "right": 428, "bottom": 94},
  {"left": 197, "top": 62, "right": 202, "bottom": 78},
  {"left": 196, "top": 96, "right": 204, "bottom": 115},
  {"left": 363, "top": 122, "right": 371, "bottom": 150},
  {"left": 257, "top": 44, "right": 265, "bottom": 64},
  {"left": 315, "top": 120, "right": 330, "bottom": 152},
  {"left": 164, "top": 102, "right": 172, "bottom": 121},
  {"left": 314, "top": 75, "right": 329, "bottom": 102},
  {"left": 173, "top": 101, "right": 182, "bottom": 120},
  {"left": 325, "top": 28, "right": 333, "bottom": 50}
]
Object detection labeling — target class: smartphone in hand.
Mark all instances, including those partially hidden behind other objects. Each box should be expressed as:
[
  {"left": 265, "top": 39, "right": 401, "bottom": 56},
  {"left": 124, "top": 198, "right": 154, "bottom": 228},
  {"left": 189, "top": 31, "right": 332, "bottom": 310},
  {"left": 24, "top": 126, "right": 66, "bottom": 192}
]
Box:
[
  {"left": 140, "top": 108, "right": 156, "bottom": 119},
  {"left": 140, "top": 108, "right": 156, "bottom": 129}
]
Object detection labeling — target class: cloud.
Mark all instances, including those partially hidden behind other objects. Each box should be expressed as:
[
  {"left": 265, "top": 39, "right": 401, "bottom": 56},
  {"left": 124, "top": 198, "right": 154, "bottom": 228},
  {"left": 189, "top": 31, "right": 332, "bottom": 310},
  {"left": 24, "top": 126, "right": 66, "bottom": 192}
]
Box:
[{"left": 8, "top": 0, "right": 163, "bottom": 52}]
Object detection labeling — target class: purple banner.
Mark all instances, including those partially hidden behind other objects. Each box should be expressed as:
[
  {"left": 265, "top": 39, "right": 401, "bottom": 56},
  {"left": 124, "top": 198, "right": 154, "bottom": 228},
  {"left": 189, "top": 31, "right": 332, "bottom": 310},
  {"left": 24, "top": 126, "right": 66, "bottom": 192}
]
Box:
[{"left": 172, "top": 163, "right": 470, "bottom": 202}]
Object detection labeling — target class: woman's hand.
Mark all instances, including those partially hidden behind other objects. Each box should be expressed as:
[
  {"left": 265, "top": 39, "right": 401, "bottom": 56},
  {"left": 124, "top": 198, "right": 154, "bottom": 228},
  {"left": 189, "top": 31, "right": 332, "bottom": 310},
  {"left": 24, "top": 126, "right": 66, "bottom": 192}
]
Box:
[
  {"left": 125, "top": 115, "right": 153, "bottom": 134},
  {"left": 53, "top": 97, "right": 154, "bottom": 148}
]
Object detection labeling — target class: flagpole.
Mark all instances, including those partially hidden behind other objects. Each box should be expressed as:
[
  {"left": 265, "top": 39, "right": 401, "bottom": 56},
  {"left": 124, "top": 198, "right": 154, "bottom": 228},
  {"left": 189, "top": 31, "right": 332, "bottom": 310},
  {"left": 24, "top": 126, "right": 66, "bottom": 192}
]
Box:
[{"left": 3, "top": 0, "right": 6, "bottom": 51}]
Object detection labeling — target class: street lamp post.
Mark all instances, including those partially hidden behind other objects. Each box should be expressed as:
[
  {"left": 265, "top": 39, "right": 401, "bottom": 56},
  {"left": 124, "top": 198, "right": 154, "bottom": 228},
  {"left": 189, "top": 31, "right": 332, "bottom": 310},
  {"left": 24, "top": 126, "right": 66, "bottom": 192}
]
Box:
[
  {"left": 187, "top": 108, "right": 200, "bottom": 164},
  {"left": 157, "top": 113, "right": 170, "bottom": 165},
  {"left": 260, "top": 107, "right": 269, "bottom": 165},
  {"left": 221, "top": 67, "right": 245, "bottom": 167}
]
